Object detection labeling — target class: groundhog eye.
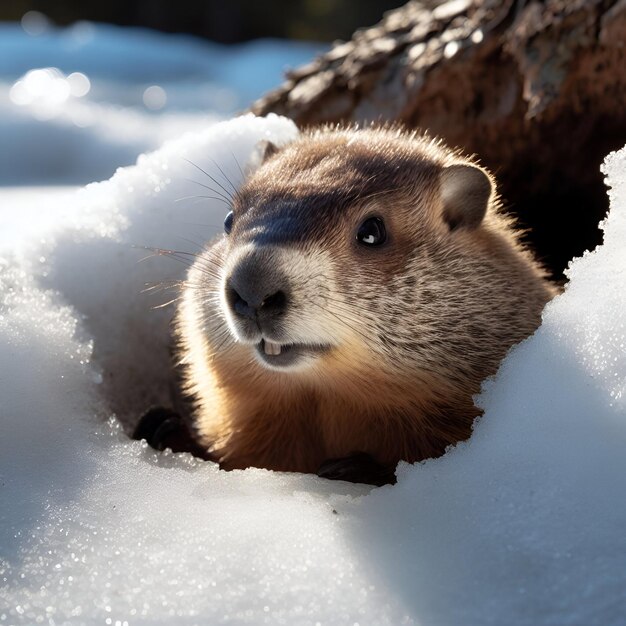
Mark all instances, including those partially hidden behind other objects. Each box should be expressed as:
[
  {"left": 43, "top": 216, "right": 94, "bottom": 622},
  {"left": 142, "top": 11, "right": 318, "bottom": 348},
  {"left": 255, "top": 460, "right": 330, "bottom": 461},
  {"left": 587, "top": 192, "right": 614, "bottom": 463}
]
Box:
[
  {"left": 224, "top": 211, "right": 234, "bottom": 234},
  {"left": 357, "top": 217, "right": 386, "bottom": 246}
]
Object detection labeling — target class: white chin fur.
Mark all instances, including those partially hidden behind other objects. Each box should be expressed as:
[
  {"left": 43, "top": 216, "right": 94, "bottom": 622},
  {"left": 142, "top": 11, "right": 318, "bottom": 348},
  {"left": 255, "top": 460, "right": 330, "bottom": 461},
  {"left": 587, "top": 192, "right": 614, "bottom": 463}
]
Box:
[{"left": 253, "top": 351, "right": 318, "bottom": 373}]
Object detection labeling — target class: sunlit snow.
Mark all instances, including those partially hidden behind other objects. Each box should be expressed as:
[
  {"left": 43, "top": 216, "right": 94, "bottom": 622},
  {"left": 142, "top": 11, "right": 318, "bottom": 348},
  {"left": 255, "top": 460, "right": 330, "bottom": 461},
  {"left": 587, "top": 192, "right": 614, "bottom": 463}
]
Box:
[{"left": 1, "top": 19, "right": 625, "bottom": 626}]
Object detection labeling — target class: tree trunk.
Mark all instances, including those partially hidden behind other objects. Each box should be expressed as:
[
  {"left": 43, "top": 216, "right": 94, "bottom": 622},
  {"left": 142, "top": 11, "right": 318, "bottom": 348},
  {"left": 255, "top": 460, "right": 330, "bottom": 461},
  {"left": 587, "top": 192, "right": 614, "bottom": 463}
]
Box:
[{"left": 251, "top": 0, "right": 626, "bottom": 277}]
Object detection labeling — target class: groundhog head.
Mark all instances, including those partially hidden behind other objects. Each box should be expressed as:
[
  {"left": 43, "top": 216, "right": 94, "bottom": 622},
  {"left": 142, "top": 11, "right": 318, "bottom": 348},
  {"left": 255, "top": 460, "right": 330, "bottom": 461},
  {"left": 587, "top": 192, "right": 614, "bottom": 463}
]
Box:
[{"left": 217, "top": 127, "right": 495, "bottom": 378}]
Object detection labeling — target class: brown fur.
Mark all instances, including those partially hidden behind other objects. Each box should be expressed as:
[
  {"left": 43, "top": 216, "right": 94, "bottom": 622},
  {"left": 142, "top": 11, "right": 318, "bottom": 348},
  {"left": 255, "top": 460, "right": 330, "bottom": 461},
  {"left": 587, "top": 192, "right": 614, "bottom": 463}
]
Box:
[{"left": 174, "top": 126, "right": 556, "bottom": 474}]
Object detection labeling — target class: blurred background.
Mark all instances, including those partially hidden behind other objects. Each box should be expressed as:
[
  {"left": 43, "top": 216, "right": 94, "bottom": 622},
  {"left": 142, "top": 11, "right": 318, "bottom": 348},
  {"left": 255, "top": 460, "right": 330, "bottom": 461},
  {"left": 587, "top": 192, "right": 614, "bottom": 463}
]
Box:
[
  {"left": 1, "top": 0, "right": 405, "bottom": 43},
  {"left": 0, "top": 1, "right": 404, "bottom": 185}
]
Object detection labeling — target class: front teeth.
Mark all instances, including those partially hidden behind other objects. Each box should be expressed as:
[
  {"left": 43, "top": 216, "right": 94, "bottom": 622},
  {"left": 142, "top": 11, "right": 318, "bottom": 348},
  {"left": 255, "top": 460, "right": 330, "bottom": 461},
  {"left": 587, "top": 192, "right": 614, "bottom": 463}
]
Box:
[{"left": 264, "top": 340, "right": 282, "bottom": 356}]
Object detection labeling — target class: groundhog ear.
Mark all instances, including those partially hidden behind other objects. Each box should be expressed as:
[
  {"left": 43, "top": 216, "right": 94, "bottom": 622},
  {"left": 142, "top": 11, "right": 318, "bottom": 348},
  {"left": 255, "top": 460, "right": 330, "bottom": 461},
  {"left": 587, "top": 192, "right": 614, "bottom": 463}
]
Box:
[
  {"left": 440, "top": 164, "right": 493, "bottom": 231},
  {"left": 258, "top": 140, "right": 280, "bottom": 163}
]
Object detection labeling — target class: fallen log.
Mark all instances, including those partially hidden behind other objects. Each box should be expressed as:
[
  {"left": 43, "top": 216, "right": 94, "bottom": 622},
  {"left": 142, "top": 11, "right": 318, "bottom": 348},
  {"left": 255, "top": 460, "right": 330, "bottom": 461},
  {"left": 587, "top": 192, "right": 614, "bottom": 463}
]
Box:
[{"left": 252, "top": 0, "right": 626, "bottom": 276}]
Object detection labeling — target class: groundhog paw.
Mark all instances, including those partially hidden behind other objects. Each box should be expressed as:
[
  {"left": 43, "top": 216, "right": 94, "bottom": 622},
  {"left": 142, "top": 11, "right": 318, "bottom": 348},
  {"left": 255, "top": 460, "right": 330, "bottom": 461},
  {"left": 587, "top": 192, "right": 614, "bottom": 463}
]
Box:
[
  {"left": 317, "top": 453, "right": 396, "bottom": 486},
  {"left": 133, "top": 407, "right": 212, "bottom": 460}
]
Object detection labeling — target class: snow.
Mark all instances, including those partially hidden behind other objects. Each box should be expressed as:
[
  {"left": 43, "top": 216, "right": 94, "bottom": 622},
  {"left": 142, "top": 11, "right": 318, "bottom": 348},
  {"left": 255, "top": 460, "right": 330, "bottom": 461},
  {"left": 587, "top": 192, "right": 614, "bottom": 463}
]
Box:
[
  {"left": 0, "top": 21, "right": 322, "bottom": 184},
  {"left": 1, "top": 20, "right": 626, "bottom": 626}
]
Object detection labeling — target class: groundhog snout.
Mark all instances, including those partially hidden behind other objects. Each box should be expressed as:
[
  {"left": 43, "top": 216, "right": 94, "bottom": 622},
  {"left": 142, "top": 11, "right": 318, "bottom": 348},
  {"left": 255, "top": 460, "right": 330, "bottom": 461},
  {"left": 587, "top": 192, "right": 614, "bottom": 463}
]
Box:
[{"left": 225, "top": 254, "right": 290, "bottom": 328}]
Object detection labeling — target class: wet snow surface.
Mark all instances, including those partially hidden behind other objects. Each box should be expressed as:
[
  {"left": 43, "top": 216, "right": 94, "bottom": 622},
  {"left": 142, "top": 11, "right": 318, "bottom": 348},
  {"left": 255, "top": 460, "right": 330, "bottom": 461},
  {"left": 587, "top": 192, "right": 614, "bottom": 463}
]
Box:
[{"left": 1, "top": 20, "right": 626, "bottom": 626}]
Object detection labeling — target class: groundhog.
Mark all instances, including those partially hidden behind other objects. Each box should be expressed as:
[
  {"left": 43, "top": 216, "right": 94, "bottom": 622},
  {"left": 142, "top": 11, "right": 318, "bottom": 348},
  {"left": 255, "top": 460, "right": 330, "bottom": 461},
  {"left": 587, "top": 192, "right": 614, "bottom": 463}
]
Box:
[{"left": 134, "top": 126, "right": 556, "bottom": 486}]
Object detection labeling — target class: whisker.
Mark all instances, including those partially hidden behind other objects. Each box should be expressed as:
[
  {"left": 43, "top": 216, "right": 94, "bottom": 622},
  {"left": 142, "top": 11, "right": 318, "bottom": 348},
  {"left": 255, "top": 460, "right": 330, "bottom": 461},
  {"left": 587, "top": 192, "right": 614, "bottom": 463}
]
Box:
[
  {"left": 133, "top": 247, "right": 199, "bottom": 272},
  {"left": 175, "top": 236, "right": 206, "bottom": 252},
  {"left": 142, "top": 279, "right": 185, "bottom": 293},
  {"left": 230, "top": 152, "right": 246, "bottom": 182},
  {"left": 151, "top": 296, "right": 181, "bottom": 310},
  {"left": 184, "top": 179, "right": 232, "bottom": 204},
  {"left": 207, "top": 155, "right": 240, "bottom": 198},
  {"left": 134, "top": 245, "right": 201, "bottom": 259},
  {"left": 189, "top": 256, "right": 223, "bottom": 280},
  {"left": 178, "top": 219, "right": 224, "bottom": 230},
  {"left": 175, "top": 194, "right": 232, "bottom": 207},
  {"left": 183, "top": 158, "right": 235, "bottom": 203}
]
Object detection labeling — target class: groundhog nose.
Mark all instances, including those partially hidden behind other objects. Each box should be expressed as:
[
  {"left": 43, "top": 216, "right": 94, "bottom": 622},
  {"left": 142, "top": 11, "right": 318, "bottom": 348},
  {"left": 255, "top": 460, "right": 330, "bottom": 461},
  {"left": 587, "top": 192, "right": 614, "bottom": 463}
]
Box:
[
  {"left": 225, "top": 263, "right": 289, "bottom": 322},
  {"left": 228, "top": 285, "right": 288, "bottom": 320}
]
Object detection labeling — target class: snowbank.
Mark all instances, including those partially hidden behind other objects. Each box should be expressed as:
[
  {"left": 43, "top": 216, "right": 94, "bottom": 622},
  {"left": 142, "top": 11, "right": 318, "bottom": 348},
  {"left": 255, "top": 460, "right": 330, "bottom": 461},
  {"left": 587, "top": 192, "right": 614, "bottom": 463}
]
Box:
[{"left": 1, "top": 115, "right": 625, "bottom": 625}]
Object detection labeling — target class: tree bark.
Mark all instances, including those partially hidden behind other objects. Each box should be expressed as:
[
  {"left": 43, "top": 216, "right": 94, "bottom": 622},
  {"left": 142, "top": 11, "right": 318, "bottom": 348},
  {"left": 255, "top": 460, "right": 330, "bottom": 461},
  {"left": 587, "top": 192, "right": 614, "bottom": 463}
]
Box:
[{"left": 251, "top": 0, "right": 626, "bottom": 277}]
